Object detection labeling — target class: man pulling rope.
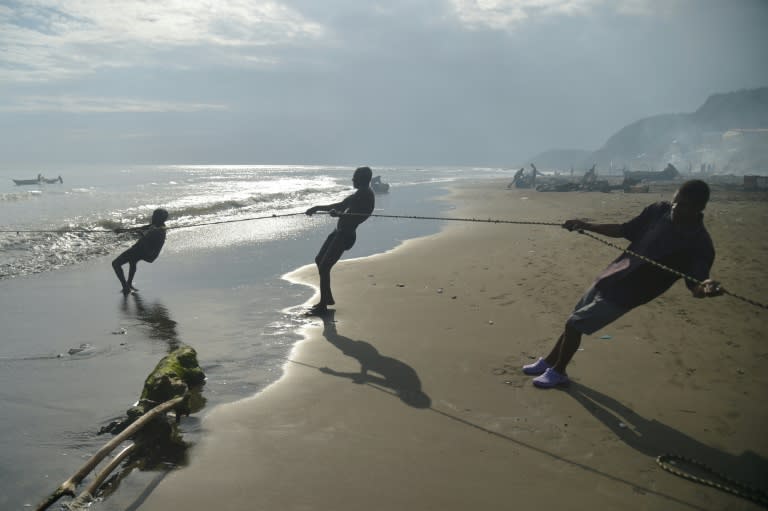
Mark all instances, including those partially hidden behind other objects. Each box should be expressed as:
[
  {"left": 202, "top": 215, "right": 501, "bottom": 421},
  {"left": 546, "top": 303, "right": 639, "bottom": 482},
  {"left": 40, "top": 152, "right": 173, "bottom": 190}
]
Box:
[{"left": 522, "top": 179, "right": 723, "bottom": 388}]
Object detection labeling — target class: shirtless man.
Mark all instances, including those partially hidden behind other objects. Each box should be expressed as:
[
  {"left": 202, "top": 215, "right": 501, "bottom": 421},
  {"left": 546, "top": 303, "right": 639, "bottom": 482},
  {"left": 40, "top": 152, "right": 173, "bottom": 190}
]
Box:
[
  {"left": 112, "top": 208, "right": 168, "bottom": 296},
  {"left": 305, "top": 167, "right": 375, "bottom": 315}
]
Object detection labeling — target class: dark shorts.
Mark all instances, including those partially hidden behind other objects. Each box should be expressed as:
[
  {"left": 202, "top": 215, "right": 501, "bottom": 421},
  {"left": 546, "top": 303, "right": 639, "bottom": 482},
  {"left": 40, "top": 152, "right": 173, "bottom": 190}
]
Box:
[
  {"left": 566, "top": 285, "right": 630, "bottom": 335},
  {"left": 114, "top": 245, "right": 152, "bottom": 264},
  {"left": 320, "top": 229, "right": 355, "bottom": 253},
  {"left": 315, "top": 229, "right": 355, "bottom": 267}
]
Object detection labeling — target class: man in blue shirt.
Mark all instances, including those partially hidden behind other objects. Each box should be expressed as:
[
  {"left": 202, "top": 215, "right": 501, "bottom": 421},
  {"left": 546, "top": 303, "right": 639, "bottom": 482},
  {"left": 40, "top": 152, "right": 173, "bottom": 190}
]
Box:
[
  {"left": 523, "top": 180, "right": 723, "bottom": 388},
  {"left": 305, "top": 167, "right": 375, "bottom": 316}
]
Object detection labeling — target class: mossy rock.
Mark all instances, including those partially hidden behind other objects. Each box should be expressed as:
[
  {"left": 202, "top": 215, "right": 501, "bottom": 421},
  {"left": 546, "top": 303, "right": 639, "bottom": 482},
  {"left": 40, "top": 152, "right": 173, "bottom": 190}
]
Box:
[{"left": 127, "top": 345, "right": 206, "bottom": 419}]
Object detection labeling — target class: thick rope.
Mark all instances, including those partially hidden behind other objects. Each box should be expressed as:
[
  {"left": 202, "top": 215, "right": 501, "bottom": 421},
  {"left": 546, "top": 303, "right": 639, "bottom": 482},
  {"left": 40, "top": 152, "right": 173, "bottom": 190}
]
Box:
[
  {"left": 348, "top": 212, "right": 561, "bottom": 227},
  {"left": 0, "top": 228, "right": 112, "bottom": 234},
  {"left": 2, "top": 210, "right": 765, "bottom": 310},
  {"left": 576, "top": 229, "right": 768, "bottom": 310},
  {"left": 168, "top": 211, "right": 305, "bottom": 230},
  {"left": 0, "top": 212, "right": 559, "bottom": 233},
  {"left": 656, "top": 454, "right": 768, "bottom": 507},
  {"left": 0, "top": 212, "right": 305, "bottom": 234},
  {"left": 335, "top": 212, "right": 767, "bottom": 310}
]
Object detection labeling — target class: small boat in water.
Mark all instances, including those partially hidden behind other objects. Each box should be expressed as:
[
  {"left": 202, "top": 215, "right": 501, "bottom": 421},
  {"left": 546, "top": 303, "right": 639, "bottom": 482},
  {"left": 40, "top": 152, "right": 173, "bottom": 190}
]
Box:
[
  {"left": 371, "top": 175, "right": 390, "bottom": 194},
  {"left": 12, "top": 174, "right": 63, "bottom": 185}
]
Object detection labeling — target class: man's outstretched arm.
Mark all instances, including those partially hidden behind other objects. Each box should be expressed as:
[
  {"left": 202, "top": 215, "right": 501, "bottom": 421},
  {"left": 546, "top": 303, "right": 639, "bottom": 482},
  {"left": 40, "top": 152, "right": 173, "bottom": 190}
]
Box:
[
  {"left": 562, "top": 219, "right": 624, "bottom": 238},
  {"left": 305, "top": 201, "right": 344, "bottom": 216},
  {"left": 114, "top": 223, "right": 152, "bottom": 235}
]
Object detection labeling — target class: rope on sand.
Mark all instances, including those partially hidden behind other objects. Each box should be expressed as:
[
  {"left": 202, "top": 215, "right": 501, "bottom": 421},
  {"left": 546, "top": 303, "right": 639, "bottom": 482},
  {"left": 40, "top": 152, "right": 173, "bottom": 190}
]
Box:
[{"left": 656, "top": 454, "right": 768, "bottom": 507}]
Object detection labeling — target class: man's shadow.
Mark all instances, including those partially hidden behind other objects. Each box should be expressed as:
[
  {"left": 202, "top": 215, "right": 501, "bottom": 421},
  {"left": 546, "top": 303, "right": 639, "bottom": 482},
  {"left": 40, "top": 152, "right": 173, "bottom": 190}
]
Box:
[
  {"left": 318, "top": 311, "right": 431, "bottom": 409},
  {"left": 566, "top": 382, "right": 768, "bottom": 493},
  {"left": 120, "top": 294, "right": 181, "bottom": 352}
]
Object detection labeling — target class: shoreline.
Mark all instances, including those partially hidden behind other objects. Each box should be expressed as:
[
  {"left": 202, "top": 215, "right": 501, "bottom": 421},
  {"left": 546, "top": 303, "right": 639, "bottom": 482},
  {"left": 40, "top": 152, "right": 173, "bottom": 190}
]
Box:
[
  {"left": 131, "top": 181, "right": 767, "bottom": 510},
  {"left": 1, "top": 181, "right": 455, "bottom": 510}
]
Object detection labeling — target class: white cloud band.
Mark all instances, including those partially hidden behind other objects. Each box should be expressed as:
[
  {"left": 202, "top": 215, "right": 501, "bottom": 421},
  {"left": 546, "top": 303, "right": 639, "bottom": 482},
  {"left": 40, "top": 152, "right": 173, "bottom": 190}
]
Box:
[
  {"left": 0, "top": 0, "right": 326, "bottom": 82},
  {"left": 0, "top": 95, "right": 229, "bottom": 113}
]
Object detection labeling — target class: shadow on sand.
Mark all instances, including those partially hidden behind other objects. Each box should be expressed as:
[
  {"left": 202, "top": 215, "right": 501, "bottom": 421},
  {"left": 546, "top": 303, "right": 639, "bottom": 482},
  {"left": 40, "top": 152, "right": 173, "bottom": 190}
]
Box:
[
  {"left": 565, "top": 382, "right": 768, "bottom": 497},
  {"left": 291, "top": 327, "right": 709, "bottom": 509},
  {"left": 317, "top": 310, "right": 431, "bottom": 409}
]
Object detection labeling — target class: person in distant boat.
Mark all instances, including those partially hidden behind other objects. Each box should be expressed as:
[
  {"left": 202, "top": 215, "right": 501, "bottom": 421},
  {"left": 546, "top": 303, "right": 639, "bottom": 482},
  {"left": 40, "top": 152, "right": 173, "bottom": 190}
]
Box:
[
  {"left": 112, "top": 208, "right": 169, "bottom": 296},
  {"left": 522, "top": 180, "right": 723, "bottom": 388},
  {"left": 304, "top": 167, "right": 375, "bottom": 315}
]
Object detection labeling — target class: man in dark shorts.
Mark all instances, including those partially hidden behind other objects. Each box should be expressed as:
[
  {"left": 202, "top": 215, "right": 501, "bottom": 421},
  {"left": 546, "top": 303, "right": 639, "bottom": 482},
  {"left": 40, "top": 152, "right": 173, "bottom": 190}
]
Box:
[
  {"left": 523, "top": 180, "right": 723, "bottom": 388},
  {"left": 112, "top": 208, "right": 169, "bottom": 296},
  {"left": 305, "top": 167, "right": 375, "bottom": 315}
]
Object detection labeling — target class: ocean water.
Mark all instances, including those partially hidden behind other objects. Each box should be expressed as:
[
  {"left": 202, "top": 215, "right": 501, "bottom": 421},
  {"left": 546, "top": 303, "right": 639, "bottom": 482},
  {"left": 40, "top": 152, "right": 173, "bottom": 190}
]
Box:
[
  {"left": 0, "top": 165, "right": 504, "bottom": 279},
  {"left": 0, "top": 164, "right": 511, "bottom": 509}
]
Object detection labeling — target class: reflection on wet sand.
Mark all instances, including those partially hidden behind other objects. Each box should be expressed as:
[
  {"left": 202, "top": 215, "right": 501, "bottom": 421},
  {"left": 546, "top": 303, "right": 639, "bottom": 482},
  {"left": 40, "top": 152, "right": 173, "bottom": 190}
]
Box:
[
  {"left": 121, "top": 294, "right": 180, "bottom": 351},
  {"left": 319, "top": 311, "right": 431, "bottom": 408}
]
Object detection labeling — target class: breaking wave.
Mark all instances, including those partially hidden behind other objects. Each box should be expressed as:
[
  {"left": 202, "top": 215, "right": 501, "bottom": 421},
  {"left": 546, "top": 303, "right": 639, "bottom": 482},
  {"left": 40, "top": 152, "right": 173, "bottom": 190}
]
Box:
[{"left": 0, "top": 186, "right": 338, "bottom": 280}]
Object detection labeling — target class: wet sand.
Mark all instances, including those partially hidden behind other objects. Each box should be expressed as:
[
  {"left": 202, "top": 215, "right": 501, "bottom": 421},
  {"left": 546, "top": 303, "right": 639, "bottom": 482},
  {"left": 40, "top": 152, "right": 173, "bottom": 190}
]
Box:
[{"left": 138, "top": 180, "right": 768, "bottom": 510}]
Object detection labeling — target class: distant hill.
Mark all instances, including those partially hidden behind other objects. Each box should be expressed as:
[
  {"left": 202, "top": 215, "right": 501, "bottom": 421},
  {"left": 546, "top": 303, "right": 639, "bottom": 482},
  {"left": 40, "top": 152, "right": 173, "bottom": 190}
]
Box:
[
  {"left": 530, "top": 87, "right": 768, "bottom": 175},
  {"left": 588, "top": 87, "right": 768, "bottom": 174},
  {"left": 692, "top": 87, "right": 768, "bottom": 130}
]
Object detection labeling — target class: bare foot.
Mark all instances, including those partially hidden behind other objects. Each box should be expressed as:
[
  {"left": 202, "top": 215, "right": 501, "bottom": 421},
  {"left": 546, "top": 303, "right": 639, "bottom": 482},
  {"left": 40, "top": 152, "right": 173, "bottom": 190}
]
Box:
[{"left": 305, "top": 304, "right": 329, "bottom": 316}]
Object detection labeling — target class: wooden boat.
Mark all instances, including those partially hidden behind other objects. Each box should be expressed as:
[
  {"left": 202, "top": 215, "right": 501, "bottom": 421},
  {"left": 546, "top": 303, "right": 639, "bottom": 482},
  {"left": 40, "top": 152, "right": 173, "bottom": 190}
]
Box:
[
  {"left": 372, "top": 182, "right": 390, "bottom": 193},
  {"left": 12, "top": 175, "right": 63, "bottom": 185},
  {"left": 624, "top": 163, "right": 679, "bottom": 182},
  {"left": 371, "top": 176, "right": 390, "bottom": 194}
]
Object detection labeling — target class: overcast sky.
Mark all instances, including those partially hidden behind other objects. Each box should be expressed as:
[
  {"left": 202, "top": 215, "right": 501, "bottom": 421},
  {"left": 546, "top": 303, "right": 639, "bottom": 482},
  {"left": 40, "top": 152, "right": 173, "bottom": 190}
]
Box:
[{"left": 1, "top": 0, "right": 766, "bottom": 166}]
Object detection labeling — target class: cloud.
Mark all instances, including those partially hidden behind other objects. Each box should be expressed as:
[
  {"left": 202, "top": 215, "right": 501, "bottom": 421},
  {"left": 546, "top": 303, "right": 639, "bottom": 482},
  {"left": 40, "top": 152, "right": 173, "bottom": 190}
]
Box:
[
  {"left": 0, "top": 95, "right": 229, "bottom": 113},
  {"left": 449, "top": 0, "right": 676, "bottom": 31},
  {"left": 0, "top": 0, "right": 327, "bottom": 82}
]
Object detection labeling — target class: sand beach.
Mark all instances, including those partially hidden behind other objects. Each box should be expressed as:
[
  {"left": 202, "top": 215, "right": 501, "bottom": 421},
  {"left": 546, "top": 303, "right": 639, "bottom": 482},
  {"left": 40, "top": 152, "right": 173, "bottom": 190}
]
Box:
[{"left": 133, "top": 180, "right": 768, "bottom": 511}]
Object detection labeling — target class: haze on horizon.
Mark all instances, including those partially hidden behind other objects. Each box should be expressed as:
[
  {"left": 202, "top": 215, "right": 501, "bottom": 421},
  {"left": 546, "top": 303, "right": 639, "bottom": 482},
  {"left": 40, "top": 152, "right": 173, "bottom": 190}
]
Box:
[{"left": 1, "top": 0, "right": 766, "bottom": 167}]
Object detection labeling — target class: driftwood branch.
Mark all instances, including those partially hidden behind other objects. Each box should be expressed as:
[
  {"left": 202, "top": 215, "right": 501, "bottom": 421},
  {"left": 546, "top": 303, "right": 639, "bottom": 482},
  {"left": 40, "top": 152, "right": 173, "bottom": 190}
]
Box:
[
  {"left": 67, "top": 442, "right": 137, "bottom": 510},
  {"left": 36, "top": 395, "right": 184, "bottom": 511}
]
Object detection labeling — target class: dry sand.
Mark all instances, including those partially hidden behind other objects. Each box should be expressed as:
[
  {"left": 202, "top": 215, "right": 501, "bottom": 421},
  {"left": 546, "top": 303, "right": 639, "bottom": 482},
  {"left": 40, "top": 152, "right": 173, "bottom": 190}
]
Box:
[{"left": 138, "top": 180, "right": 768, "bottom": 511}]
